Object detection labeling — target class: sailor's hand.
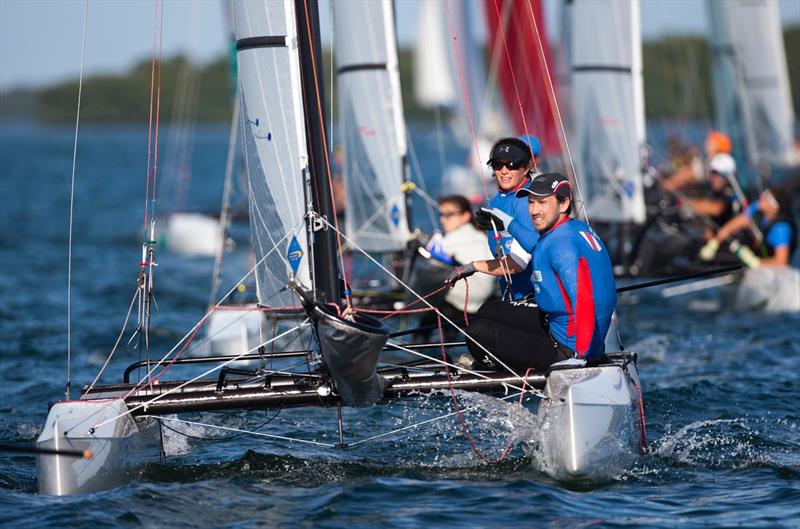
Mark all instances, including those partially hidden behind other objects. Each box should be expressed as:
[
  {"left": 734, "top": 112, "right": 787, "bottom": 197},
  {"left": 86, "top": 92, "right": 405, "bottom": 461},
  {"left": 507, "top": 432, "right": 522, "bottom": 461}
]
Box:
[
  {"left": 698, "top": 239, "right": 719, "bottom": 261},
  {"left": 729, "top": 240, "right": 761, "bottom": 269},
  {"left": 444, "top": 262, "right": 476, "bottom": 287},
  {"left": 475, "top": 207, "right": 512, "bottom": 232}
]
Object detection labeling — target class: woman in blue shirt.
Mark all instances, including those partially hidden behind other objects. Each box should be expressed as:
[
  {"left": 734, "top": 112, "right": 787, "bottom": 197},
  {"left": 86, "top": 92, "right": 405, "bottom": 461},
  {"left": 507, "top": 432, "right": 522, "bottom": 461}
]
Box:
[{"left": 700, "top": 186, "right": 796, "bottom": 267}]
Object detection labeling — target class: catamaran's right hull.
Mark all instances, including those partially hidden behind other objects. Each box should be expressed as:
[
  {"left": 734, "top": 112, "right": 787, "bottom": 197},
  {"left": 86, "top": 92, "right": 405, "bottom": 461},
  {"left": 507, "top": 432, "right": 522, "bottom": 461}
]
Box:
[{"left": 537, "top": 361, "right": 644, "bottom": 481}]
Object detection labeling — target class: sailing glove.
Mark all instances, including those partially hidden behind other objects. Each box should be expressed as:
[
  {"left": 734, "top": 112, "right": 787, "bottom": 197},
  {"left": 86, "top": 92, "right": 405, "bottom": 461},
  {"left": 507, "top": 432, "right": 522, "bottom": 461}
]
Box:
[
  {"left": 476, "top": 207, "right": 512, "bottom": 232},
  {"left": 729, "top": 240, "right": 761, "bottom": 269},
  {"left": 444, "top": 262, "right": 476, "bottom": 287},
  {"left": 698, "top": 239, "right": 719, "bottom": 261}
]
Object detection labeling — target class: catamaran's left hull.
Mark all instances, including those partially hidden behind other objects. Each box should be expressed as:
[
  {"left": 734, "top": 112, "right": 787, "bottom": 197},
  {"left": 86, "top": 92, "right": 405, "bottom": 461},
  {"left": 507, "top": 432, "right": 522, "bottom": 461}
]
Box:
[{"left": 36, "top": 399, "right": 161, "bottom": 495}]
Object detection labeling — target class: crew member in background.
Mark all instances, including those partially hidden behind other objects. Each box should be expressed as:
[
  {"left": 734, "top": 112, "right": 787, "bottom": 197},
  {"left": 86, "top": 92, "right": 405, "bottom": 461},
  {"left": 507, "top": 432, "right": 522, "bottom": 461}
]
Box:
[
  {"left": 445, "top": 137, "right": 540, "bottom": 300},
  {"left": 700, "top": 185, "right": 797, "bottom": 268},
  {"left": 420, "top": 196, "right": 496, "bottom": 340},
  {"left": 660, "top": 130, "right": 733, "bottom": 194},
  {"left": 448, "top": 173, "right": 617, "bottom": 372},
  {"left": 686, "top": 153, "right": 743, "bottom": 239}
]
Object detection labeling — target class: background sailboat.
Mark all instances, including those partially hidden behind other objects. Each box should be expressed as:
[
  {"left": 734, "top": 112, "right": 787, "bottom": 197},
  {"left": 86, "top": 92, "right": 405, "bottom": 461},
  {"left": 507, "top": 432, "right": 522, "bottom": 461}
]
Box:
[
  {"left": 707, "top": 0, "right": 798, "bottom": 183},
  {"left": 332, "top": 0, "right": 411, "bottom": 256}
]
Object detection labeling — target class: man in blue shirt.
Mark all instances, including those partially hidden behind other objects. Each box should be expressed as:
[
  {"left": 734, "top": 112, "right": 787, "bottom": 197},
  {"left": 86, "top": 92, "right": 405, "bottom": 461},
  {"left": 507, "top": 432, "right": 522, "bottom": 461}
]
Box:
[
  {"left": 444, "top": 137, "right": 541, "bottom": 300},
  {"left": 449, "top": 173, "right": 617, "bottom": 371}
]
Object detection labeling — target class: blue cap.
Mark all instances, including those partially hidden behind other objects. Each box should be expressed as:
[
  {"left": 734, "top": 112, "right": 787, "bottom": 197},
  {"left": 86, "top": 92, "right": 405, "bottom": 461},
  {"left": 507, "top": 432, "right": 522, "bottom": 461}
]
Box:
[{"left": 519, "top": 134, "right": 541, "bottom": 158}]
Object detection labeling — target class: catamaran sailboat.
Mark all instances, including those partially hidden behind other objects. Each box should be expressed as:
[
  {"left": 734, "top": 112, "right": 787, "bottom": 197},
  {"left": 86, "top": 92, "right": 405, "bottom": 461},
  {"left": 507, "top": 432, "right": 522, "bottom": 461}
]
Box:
[{"left": 36, "top": 0, "right": 646, "bottom": 495}]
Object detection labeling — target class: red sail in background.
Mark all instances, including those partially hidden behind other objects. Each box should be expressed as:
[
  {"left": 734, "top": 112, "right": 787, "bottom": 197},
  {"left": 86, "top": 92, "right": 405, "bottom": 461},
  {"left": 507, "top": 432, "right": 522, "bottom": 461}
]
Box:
[{"left": 484, "top": 0, "right": 561, "bottom": 156}]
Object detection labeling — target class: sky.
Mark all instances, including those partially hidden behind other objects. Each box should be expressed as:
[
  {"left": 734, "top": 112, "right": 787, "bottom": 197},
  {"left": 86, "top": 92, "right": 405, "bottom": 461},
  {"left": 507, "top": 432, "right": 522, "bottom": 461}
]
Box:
[{"left": 1, "top": 0, "right": 799, "bottom": 91}]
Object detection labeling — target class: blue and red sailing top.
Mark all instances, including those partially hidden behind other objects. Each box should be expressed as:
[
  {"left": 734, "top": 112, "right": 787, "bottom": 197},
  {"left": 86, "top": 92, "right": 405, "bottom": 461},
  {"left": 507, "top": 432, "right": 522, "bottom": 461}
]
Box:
[
  {"left": 531, "top": 217, "right": 616, "bottom": 359},
  {"left": 487, "top": 181, "right": 540, "bottom": 299}
]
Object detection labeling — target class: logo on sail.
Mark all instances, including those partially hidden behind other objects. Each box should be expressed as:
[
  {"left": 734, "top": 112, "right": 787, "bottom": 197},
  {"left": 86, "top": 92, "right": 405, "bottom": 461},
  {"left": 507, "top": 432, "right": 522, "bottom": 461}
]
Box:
[
  {"left": 287, "top": 235, "right": 304, "bottom": 274},
  {"left": 390, "top": 203, "right": 401, "bottom": 227}
]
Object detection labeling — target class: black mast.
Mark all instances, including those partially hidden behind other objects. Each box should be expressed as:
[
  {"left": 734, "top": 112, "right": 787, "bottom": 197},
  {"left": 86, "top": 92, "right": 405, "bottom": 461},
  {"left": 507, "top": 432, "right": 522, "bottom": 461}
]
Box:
[{"left": 294, "top": 0, "right": 341, "bottom": 304}]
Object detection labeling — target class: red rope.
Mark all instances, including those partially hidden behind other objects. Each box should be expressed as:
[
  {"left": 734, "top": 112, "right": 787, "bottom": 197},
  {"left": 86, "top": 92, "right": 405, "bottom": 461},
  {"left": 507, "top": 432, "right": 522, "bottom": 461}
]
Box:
[
  {"left": 347, "top": 285, "right": 448, "bottom": 321},
  {"left": 631, "top": 375, "right": 648, "bottom": 453},
  {"left": 436, "top": 315, "right": 533, "bottom": 464},
  {"left": 443, "top": 0, "right": 489, "bottom": 199},
  {"left": 462, "top": 278, "right": 470, "bottom": 326}
]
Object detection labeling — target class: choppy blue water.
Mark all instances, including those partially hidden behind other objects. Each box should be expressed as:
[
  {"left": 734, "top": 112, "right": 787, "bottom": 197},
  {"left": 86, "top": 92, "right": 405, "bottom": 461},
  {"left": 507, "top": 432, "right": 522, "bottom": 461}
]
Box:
[{"left": 1, "top": 122, "right": 798, "bottom": 528}]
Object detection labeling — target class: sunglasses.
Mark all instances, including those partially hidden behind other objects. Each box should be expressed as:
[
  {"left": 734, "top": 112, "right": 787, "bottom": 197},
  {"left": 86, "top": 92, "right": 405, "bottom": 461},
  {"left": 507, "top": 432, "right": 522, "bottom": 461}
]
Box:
[
  {"left": 439, "top": 210, "right": 460, "bottom": 218},
  {"left": 489, "top": 160, "right": 526, "bottom": 171}
]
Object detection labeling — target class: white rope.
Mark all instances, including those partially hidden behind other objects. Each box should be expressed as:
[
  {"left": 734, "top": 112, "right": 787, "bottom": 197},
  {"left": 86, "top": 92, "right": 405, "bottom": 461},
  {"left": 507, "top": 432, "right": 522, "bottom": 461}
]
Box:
[
  {"left": 149, "top": 415, "right": 335, "bottom": 448},
  {"left": 208, "top": 96, "right": 240, "bottom": 308},
  {"left": 65, "top": 0, "right": 90, "bottom": 400},
  {"left": 404, "top": 128, "right": 438, "bottom": 227},
  {"left": 347, "top": 390, "right": 531, "bottom": 447},
  {"left": 86, "top": 289, "right": 139, "bottom": 392},
  {"left": 125, "top": 218, "right": 302, "bottom": 387},
  {"left": 524, "top": 2, "right": 589, "bottom": 226}
]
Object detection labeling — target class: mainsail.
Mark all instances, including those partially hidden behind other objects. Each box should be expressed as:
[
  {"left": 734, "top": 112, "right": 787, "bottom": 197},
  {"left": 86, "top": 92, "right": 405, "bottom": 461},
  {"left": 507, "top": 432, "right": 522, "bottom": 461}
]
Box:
[
  {"left": 565, "top": 0, "right": 646, "bottom": 224},
  {"left": 707, "top": 0, "right": 797, "bottom": 173},
  {"left": 234, "top": 0, "right": 339, "bottom": 307},
  {"left": 333, "top": 0, "right": 410, "bottom": 253}
]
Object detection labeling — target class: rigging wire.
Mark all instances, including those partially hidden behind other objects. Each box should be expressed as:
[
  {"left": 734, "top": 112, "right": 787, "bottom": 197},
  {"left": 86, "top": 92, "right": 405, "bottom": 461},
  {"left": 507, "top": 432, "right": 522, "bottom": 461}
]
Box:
[
  {"left": 443, "top": 0, "right": 489, "bottom": 199},
  {"left": 150, "top": 415, "right": 334, "bottom": 448},
  {"left": 208, "top": 96, "right": 241, "bottom": 308},
  {"left": 157, "top": 409, "right": 282, "bottom": 441},
  {"left": 65, "top": 0, "right": 90, "bottom": 400},
  {"left": 321, "top": 216, "right": 532, "bottom": 381},
  {"left": 90, "top": 320, "right": 310, "bottom": 433}
]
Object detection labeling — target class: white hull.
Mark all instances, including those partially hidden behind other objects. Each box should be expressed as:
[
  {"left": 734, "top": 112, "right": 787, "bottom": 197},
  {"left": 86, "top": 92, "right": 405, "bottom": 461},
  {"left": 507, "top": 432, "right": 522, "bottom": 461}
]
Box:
[
  {"left": 735, "top": 266, "right": 800, "bottom": 313},
  {"left": 36, "top": 399, "right": 161, "bottom": 495},
  {"left": 163, "top": 212, "right": 223, "bottom": 257},
  {"left": 203, "top": 304, "right": 267, "bottom": 356},
  {"left": 537, "top": 360, "right": 644, "bottom": 481}
]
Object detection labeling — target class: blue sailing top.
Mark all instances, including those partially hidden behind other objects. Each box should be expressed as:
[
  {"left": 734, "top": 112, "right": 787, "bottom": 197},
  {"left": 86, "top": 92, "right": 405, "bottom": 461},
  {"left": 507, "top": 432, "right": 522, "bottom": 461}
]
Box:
[
  {"left": 745, "top": 203, "right": 795, "bottom": 256},
  {"left": 487, "top": 181, "right": 539, "bottom": 299},
  {"left": 531, "top": 217, "right": 616, "bottom": 359}
]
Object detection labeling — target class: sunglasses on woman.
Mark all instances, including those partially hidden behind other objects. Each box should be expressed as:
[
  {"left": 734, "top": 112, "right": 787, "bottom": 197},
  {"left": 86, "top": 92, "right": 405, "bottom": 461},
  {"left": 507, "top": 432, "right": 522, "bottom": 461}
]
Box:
[
  {"left": 489, "top": 160, "right": 526, "bottom": 171},
  {"left": 439, "top": 210, "right": 461, "bottom": 218}
]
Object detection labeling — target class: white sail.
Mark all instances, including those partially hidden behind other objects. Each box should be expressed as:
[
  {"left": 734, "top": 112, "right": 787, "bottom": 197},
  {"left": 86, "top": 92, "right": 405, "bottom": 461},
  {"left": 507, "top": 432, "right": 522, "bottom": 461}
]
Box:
[
  {"left": 333, "top": 0, "right": 410, "bottom": 253},
  {"left": 566, "top": 0, "right": 646, "bottom": 224},
  {"left": 707, "top": 0, "right": 797, "bottom": 171},
  {"left": 233, "top": 0, "right": 312, "bottom": 307},
  {"left": 413, "top": 0, "right": 457, "bottom": 108}
]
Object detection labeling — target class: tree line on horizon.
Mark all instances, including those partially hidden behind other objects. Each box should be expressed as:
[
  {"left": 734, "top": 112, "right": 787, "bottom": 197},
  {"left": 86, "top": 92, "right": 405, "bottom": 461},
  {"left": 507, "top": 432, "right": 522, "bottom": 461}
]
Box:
[{"left": 1, "top": 28, "right": 798, "bottom": 125}]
